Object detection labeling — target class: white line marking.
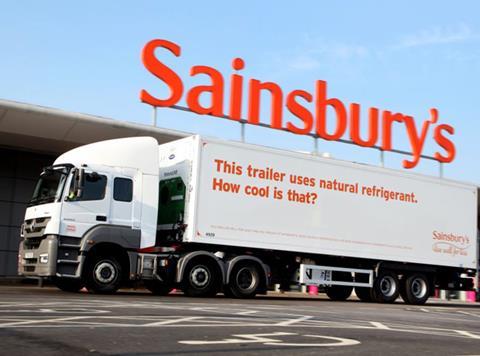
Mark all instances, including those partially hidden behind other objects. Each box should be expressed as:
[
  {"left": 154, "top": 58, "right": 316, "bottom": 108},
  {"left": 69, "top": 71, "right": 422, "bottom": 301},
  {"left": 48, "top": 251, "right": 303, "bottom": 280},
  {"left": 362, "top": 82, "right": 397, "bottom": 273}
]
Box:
[
  {"left": 370, "top": 321, "right": 390, "bottom": 330},
  {"left": 180, "top": 332, "right": 295, "bottom": 345},
  {"left": 276, "top": 315, "right": 312, "bottom": 326},
  {"left": 236, "top": 310, "right": 258, "bottom": 315},
  {"left": 268, "top": 334, "right": 361, "bottom": 347},
  {"left": 457, "top": 311, "right": 480, "bottom": 318},
  {"left": 144, "top": 316, "right": 202, "bottom": 326},
  {"left": 0, "top": 316, "right": 88, "bottom": 327},
  {"left": 454, "top": 330, "right": 480, "bottom": 339}
]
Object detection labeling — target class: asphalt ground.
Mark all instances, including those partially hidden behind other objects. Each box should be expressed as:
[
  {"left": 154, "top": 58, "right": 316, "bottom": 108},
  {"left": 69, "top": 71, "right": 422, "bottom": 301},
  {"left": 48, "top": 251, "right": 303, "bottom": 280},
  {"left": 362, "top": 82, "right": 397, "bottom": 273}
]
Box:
[{"left": 0, "top": 286, "right": 479, "bottom": 355}]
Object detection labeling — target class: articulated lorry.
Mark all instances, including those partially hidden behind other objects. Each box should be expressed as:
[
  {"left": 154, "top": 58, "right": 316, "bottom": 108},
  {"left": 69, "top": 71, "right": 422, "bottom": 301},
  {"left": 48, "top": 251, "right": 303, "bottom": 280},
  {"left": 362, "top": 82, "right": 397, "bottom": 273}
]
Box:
[{"left": 18, "top": 136, "right": 479, "bottom": 304}]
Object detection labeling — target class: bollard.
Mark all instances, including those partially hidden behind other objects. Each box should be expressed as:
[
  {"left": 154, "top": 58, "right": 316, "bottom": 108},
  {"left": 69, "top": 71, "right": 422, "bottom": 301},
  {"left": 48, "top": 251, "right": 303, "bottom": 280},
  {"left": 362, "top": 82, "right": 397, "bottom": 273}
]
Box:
[
  {"left": 308, "top": 285, "right": 318, "bottom": 295},
  {"left": 466, "top": 291, "right": 476, "bottom": 303}
]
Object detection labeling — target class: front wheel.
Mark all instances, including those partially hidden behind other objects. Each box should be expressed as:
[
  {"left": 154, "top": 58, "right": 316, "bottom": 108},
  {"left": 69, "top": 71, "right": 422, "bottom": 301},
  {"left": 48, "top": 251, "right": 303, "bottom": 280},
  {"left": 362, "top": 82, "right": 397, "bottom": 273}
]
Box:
[
  {"left": 54, "top": 277, "right": 84, "bottom": 293},
  {"left": 84, "top": 255, "right": 123, "bottom": 294},
  {"left": 400, "top": 274, "right": 430, "bottom": 305}
]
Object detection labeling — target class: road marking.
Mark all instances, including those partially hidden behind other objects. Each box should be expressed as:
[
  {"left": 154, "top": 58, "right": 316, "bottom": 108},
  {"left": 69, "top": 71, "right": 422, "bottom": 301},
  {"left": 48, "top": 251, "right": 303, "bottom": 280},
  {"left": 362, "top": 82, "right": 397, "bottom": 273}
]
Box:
[
  {"left": 457, "top": 311, "right": 480, "bottom": 319},
  {"left": 370, "top": 321, "right": 390, "bottom": 330},
  {"left": 268, "top": 334, "right": 361, "bottom": 347},
  {"left": 180, "top": 332, "right": 295, "bottom": 345},
  {"left": 454, "top": 330, "right": 480, "bottom": 339},
  {"left": 0, "top": 316, "right": 88, "bottom": 327},
  {"left": 276, "top": 315, "right": 312, "bottom": 326},
  {"left": 236, "top": 310, "right": 258, "bottom": 315},
  {"left": 180, "top": 332, "right": 360, "bottom": 347},
  {"left": 144, "top": 316, "right": 202, "bottom": 326}
]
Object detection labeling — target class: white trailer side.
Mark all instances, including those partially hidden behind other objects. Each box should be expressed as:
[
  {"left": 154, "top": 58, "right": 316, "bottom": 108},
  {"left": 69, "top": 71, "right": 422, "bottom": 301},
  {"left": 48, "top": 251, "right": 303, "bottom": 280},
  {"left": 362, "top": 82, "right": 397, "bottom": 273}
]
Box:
[{"left": 160, "top": 136, "right": 477, "bottom": 270}]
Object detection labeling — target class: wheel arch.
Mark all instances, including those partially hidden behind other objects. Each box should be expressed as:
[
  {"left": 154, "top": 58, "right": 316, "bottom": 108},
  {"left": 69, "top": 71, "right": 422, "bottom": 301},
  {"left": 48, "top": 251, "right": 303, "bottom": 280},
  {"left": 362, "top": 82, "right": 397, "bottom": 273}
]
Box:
[
  {"left": 78, "top": 225, "right": 140, "bottom": 280},
  {"left": 81, "top": 242, "right": 132, "bottom": 283},
  {"left": 176, "top": 251, "right": 226, "bottom": 284}
]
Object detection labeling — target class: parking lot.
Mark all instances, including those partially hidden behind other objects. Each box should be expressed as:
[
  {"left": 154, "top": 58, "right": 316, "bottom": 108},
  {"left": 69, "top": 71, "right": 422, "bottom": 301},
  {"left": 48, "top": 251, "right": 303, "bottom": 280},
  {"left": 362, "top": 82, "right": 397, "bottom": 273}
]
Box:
[{"left": 0, "top": 286, "right": 479, "bottom": 355}]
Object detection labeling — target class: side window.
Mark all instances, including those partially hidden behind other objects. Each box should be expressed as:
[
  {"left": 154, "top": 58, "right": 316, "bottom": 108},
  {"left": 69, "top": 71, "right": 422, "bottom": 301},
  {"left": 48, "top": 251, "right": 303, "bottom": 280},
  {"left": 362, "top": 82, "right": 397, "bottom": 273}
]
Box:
[
  {"left": 69, "top": 173, "right": 107, "bottom": 201},
  {"left": 114, "top": 178, "right": 133, "bottom": 202},
  {"left": 82, "top": 174, "right": 107, "bottom": 201}
]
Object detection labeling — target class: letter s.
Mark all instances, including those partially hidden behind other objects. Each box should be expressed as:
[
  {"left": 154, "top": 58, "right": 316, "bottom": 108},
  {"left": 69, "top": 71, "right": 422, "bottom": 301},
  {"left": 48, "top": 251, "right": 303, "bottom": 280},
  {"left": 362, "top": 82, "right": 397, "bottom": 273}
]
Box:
[
  {"left": 434, "top": 124, "right": 456, "bottom": 163},
  {"left": 140, "top": 39, "right": 183, "bottom": 107}
]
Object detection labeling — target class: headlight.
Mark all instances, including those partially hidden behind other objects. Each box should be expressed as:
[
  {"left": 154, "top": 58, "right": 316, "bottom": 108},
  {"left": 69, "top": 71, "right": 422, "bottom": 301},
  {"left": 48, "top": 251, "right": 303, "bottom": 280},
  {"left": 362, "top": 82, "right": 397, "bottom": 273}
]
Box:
[{"left": 39, "top": 254, "right": 49, "bottom": 264}]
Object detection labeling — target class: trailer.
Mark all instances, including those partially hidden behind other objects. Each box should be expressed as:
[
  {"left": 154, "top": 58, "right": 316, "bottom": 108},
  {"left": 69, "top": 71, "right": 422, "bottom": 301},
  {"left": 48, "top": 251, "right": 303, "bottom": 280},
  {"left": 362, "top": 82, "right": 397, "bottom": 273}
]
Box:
[{"left": 18, "top": 136, "right": 479, "bottom": 304}]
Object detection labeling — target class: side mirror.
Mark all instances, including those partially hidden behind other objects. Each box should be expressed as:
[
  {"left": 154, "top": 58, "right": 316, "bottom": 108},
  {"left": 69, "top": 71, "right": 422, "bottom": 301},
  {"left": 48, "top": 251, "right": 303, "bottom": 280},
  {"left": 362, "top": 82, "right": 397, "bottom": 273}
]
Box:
[
  {"left": 88, "top": 172, "right": 100, "bottom": 182},
  {"left": 71, "top": 168, "right": 85, "bottom": 199}
]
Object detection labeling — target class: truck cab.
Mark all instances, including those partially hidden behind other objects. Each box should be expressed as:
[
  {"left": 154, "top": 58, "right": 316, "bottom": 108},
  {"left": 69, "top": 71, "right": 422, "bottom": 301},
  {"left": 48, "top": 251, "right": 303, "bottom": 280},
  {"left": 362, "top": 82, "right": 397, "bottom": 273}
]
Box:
[{"left": 18, "top": 137, "right": 160, "bottom": 292}]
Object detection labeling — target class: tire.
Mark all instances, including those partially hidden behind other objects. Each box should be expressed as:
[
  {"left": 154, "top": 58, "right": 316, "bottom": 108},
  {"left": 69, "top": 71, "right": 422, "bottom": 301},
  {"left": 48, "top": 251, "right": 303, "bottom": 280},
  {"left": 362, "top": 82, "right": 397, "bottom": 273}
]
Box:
[
  {"left": 182, "top": 259, "right": 221, "bottom": 297},
  {"left": 227, "top": 262, "right": 261, "bottom": 299},
  {"left": 355, "top": 287, "right": 373, "bottom": 302},
  {"left": 54, "top": 277, "right": 84, "bottom": 293},
  {"left": 144, "top": 280, "right": 174, "bottom": 296},
  {"left": 325, "top": 272, "right": 353, "bottom": 301},
  {"left": 372, "top": 271, "right": 400, "bottom": 303},
  {"left": 354, "top": 272, "right": 373, "bottom": 302},
  {"left": 84, "top": 255, "right": 123, "bottom": 294},
  {"left": 400, "top": 273, "right": 430, "bottom": 305}
]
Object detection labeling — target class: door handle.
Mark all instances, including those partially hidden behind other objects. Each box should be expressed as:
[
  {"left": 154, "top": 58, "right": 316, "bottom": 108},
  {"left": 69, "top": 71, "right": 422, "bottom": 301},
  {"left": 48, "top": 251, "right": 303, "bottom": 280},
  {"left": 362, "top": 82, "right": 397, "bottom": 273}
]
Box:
[{"left": 96, "top": 215, "right": 107, "bottom": 222}]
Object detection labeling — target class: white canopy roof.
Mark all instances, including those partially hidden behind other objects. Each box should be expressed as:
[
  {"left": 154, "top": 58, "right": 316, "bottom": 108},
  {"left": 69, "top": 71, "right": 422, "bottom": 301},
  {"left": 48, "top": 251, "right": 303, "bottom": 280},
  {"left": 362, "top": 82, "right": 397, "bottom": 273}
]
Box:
[{"left": 0, "top": 99, "right": 188, "bottom": 155}]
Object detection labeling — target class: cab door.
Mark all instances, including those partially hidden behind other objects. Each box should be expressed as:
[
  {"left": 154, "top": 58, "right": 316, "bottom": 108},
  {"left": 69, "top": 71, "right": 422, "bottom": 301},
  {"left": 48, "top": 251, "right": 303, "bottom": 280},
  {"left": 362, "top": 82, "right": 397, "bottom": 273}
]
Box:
[{"left": 60, "top": 171, "right": 111, "bottom": 237}]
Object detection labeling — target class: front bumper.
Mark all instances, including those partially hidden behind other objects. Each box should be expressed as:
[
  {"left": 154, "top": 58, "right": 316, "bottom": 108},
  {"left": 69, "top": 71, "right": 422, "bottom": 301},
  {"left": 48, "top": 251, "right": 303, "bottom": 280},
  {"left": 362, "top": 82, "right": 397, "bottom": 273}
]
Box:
[{"left": 18, "top": 235, "right": 58, "bottom": 277}]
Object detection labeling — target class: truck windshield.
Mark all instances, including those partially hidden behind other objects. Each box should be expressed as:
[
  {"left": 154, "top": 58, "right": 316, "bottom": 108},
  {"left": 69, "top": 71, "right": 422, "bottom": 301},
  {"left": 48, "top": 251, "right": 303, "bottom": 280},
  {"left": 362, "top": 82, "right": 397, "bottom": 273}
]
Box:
[{"left": 29, "top": 166, "right": 70, "bottom": 206}]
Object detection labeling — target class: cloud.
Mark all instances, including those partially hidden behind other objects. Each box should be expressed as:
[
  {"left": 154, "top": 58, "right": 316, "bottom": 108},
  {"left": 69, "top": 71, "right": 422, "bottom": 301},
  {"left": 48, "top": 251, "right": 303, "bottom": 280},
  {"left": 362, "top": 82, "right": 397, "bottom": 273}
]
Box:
[
  {"left": 395, "top": 23, "right": 478, "bottom": 49},
  {"left": 285, "top": 40, "right": 369, "bottom": 72},
  {"left": 279, "top": 23, "right": 477, "bottom": 73},
  {"left": 288, "top": 55, "right": 321, "bottom": 70},
  {"left": 316, "top": 43, "right": 369, "bottom": 60}
]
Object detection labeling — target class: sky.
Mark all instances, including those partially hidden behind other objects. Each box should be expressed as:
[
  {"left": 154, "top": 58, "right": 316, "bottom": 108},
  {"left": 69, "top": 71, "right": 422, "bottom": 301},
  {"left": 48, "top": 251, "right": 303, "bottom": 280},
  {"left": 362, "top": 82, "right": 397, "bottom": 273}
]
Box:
[{"left": 1, "top": 1, "right": 479, "bottom": 184}]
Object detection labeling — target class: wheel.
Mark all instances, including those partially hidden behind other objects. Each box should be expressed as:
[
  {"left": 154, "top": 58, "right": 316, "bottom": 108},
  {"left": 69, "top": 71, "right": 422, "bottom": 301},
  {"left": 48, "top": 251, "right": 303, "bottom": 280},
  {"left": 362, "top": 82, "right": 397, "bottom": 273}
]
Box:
[
  {"left": 144, "top": 280, "right": 174, "bottom": 296},
  {"left": 325, "top": 272, "right": 353, "bottom": 301},
  {"left": 84, "top": 255, "right": 123, "bottom": 294},
  {"left": 54, "top": 277, "right": 84, "bottom": 293},
  {"left": 355, "top": 287, "right": 373, "bottom": 302},
  {"left": 372, "top": 271, "right": 400, "bottom": 303},
  {"left": 354, "top": 272, "right": 373, "bottom": 302},
  {"left": 400, "top": 273, "right": 430, "bottom": 305},
  {"left": 182, "top": 259, "right": 221, "bottom": 297},
  {"left": 227, "top": 262, "right": 261, "bottom": 298}
]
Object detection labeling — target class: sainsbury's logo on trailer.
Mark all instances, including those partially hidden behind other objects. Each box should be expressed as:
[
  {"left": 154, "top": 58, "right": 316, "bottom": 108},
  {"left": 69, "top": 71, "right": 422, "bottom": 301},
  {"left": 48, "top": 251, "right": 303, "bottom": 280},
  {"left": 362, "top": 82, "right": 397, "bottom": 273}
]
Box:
[{"left": 139, "top": 39, "right": 456, "bottom": 169}]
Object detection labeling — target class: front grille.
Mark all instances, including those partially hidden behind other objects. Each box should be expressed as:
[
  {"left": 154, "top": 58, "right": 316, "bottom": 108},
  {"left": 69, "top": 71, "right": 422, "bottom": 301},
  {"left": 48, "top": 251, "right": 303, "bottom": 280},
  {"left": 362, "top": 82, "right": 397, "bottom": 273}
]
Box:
[
  {"left": 24, "top": 266, "right": 35, "bottom": 272},
  {"left": 23, "top": 217, "right": 51, "bottom": 238},
  {"left": 24, "top": 236, "right": 47, "bottom": 250}
]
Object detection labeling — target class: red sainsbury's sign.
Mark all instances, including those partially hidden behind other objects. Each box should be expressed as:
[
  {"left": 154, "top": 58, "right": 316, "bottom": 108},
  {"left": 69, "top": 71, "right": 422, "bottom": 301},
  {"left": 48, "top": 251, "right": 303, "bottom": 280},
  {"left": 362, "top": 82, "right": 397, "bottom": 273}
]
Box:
[{"left": 139, "top": 39, "right": 456, "bottom": 169}]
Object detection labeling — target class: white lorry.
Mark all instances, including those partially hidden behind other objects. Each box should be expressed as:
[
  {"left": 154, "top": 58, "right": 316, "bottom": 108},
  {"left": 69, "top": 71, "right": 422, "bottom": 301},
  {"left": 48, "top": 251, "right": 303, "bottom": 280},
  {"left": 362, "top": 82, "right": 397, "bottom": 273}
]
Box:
[{"left": 18, "top": 136, "right": 479, "bottom": 304}]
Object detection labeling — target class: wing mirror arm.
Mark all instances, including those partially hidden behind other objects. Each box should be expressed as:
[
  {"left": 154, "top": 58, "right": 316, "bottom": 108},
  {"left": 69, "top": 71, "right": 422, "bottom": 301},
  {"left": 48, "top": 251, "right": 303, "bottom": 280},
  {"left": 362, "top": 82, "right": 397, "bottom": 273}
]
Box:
[{"left": 69, "top": 168, "right": 85, "bottom": 200}]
